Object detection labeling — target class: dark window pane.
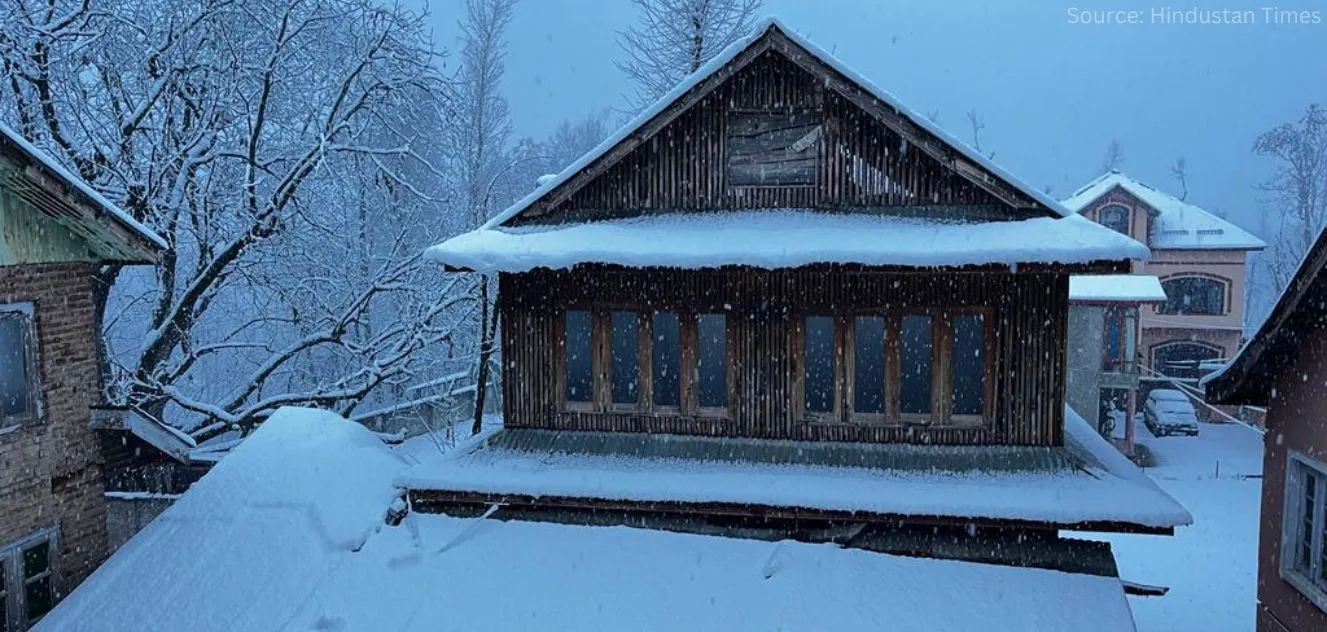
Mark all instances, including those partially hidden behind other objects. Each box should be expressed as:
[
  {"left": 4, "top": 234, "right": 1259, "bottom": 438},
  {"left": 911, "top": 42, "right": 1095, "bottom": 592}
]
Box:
[
  {"left": 804, "top": 316, "right": 835, "bottom": 413},
  {"left": 1153, "top": 342, "right": 1221, "bottom": 380},
  {"left": 564, "top": 310, "right": 592, "bottom": 403},
  {"left": 900, "top": 315, "right": 933, "bottom": 415},
  {"left": 853, "top": 316, "right": 885, "bottom": 414},
  {"left": 952, "top": 314, "right": 986, "bottom": 416},
  {"left": 25, "top": 576, "right": 52, "bottom": 622},
  {"left": 0, "top": 314, "right": 31, "bottom": 419},
  {"left": 1159, "top": 277, "right": 1225, "bottom": 315},
  {"left": 23, "top": 542, "right": 49, "bottom": 577},
  {"left": 1299, "top": 470, "right": 1317, "bottom": 571},
  {"left": 610, "top": 312, "right": 639, "bottom": 404},
  {"left": 698, "top": 314, "right": 727, "bottom": 408},
  {"left": 652, "top": 312, "right": 681, "bottom": 407},
  {"left": 1098, "top": 205, "right": 1129, "bottom": 235}
]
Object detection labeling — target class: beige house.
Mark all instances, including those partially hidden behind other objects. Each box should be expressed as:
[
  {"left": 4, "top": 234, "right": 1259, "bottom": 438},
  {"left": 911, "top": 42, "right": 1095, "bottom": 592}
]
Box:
[{"left": 1063, "top": 171, "right": 1265, "bottom": 381}]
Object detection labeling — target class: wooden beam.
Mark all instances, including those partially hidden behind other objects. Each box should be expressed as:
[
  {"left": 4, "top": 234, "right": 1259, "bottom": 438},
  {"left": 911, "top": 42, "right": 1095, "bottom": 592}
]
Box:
[{"left": 407, "top": 488, "right": 1177, "bottom": 536}]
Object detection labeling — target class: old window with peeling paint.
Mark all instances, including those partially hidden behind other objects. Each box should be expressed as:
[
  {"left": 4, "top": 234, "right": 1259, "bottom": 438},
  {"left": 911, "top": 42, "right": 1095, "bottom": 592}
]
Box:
[{"left": 726, "top": 111, "right": 822, "bottom": 187}]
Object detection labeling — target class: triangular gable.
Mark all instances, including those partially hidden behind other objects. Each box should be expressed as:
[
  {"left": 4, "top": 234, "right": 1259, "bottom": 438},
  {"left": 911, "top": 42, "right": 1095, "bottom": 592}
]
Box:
[{"left": 492, "top": 19, "right": 1067, "bottom": 228}]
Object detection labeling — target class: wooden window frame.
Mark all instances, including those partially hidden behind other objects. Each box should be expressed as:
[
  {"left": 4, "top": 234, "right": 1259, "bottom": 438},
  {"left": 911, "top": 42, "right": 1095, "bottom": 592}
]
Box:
[
  {"left": 0, "top": 302, "right": 41, "bottom": 435},
  {"left": 798, "top": 307, "right": 994, "bottom": 428},
  {"left": 1282, "top": 451, "right": 1327, "bottom": 614},
  {"left": 558, "top": 306, "right": 731, "bottom": 420},
  {"left": 1, "top": 525, "right": 59, "bottom": 631}
]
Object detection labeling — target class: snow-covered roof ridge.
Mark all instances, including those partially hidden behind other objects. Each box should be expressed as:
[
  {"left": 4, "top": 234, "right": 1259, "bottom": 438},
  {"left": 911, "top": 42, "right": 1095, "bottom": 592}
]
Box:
[
  {"left": 428, "top": 210, "right": 1149, "bottom": 273},
  {"left": 1069, "top": 274, "right": 1167, "bottom": 303},
  {"left": 480, "top": 17, "right": 1070, "bottom": 230},
  {"left": 1062, "top": 170, "right": 1265, "bottom": 251},
  {"left": 0, "top": 121, "right": 167, "bottom": 250}
]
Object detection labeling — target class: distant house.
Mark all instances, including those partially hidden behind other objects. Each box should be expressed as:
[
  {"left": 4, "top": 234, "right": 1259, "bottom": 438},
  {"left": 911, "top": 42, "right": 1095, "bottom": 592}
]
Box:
[
  {"left": 421, "top": 19, "right": 1190, "bottom": 628},
  {"left": 0, "top": 124, "right": 164, "bottom": 629},
  {"left": 1066, "top": 274, "right": 1167, "bottom": 454},
  {"left": 1063, "top": 171, "right": 1265, "bottom": 383},
  {"left": 1206, "top": 227, "right": 1327, "bottom": 632}
]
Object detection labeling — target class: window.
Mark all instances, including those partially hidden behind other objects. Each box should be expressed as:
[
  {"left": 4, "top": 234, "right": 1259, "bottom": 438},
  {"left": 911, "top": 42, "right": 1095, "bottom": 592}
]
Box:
[
  {"left": 560, "top": 308, "right": 728, "bottom": 416},
  {"left": 609, "top": 311, "right": 640, "bottom": 406},
  {"left": 798, "top": 309, "right": 992, "bottom": 426},
  {"left": 726, "top": 111, "right": 822, "bottom": 187},
  {"left": 651, "top": 312, "right": 681, "bottom": 408},
  {"left": 852, "top": 316, "right": 886, "bottom": 416},
  {"left": 803, "top": 316, "right": 837, "bottom": 416},
  {"left": 1, "top": 527, "right": 58, "bottom": 631},
  {"left": 1158, "top": 276, "right": 1227, "bottom": 315},
  {"left": 1101, "top": 307, "right": 1138, "bottom": 373},
  {"left": 564, "top": 310, "right": 593, "bottom": 406},
  {"left": 696, "top": 314, "right": 727, "bottom": 411},
  {"left": 1152, "top": 341, "right": 1221, "bottom": 380},
  {"left": 950, "top": 314, "right": 987, "bottom": 417},
  {"left": 0, "top": 303, "right": 39, "bottom": 431},
  {"left": 1097, "top": 204, "right": 1130, "bottom": 235},
  {"left": 1283, "top": 452, "right": 1327, "bottom": 613}
]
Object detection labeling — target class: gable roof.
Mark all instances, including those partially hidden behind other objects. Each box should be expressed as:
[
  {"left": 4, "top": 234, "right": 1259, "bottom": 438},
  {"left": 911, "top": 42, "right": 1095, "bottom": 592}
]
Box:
[
  {"left": 0, "top": 122, "right": 165, "bottom": 263},
  {"left": 1207, "top": 225, "right": 1327, "bottom": 406},
  {"left": 485, "top": 18, "right": 1071, "bottom": 230},
  {"left": 1062, "top": 171, "right": 1265, "bottom": 251}
]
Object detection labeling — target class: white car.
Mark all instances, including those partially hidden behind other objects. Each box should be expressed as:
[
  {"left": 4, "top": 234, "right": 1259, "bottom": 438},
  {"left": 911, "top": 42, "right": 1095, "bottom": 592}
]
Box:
[{"left": 1144, "top": 391, "right": 1200, "bottom": 437}]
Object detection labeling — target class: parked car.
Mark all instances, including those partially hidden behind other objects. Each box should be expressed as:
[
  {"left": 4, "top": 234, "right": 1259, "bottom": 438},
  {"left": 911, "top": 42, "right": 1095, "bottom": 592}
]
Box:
[{"left": 1144, "top": 391, "right": 1201, "bottom": 436}]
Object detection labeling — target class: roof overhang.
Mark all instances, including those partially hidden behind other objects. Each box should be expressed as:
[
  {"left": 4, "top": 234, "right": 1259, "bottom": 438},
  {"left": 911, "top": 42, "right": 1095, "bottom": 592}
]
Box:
[{"left": 0, "top": 124, "right": 166, "bottom": 264}]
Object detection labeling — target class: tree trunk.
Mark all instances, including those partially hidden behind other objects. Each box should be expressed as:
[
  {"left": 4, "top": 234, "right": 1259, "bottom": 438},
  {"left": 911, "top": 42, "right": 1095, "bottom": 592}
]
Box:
[{"left": 471, "top": 274, "right": 499, "bottom": 435}]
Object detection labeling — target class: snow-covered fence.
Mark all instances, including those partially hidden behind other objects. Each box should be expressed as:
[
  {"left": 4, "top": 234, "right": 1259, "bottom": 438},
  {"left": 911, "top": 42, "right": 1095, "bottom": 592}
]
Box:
[{"left": 351, "top": 372, "right": 499, "bottom": 439}]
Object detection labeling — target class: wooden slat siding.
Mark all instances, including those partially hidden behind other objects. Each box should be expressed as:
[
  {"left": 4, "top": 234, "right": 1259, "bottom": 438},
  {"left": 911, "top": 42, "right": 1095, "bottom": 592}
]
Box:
[
  {"left": 514, "top": 52, "right": 1023, "bottom": 224},
  {"left": 501, "top": 266, "right": 1070, "bottom": 446}
]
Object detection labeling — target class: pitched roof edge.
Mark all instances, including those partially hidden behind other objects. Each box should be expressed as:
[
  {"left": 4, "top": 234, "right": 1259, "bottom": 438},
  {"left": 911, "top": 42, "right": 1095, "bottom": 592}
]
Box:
[
  {"left": 0, "top": 122, "right": 167, "bottom": 256},
  {"left": 484, "top": 17, "right": 1069, "bottom": 229},
  {"left": 1207, "top": 226, "right": 1327, "bottom": 404}
]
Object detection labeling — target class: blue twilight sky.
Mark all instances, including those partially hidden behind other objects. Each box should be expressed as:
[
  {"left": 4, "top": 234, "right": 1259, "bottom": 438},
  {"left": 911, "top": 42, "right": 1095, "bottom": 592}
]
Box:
[{"left": 419, "top": 0, "right": 1327, "bottom": 239}]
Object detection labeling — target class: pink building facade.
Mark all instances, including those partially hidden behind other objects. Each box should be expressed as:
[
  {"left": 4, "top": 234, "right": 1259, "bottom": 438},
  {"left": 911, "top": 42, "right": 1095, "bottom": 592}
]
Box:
[{"left": 1064, "top": 171, "right": 1265, "bottom": 381}]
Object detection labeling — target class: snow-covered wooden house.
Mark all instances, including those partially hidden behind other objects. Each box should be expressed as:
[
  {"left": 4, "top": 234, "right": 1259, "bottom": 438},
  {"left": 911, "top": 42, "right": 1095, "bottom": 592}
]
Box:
[{"left": 419, "top": 18, "right": 1191, "bottom": 627}]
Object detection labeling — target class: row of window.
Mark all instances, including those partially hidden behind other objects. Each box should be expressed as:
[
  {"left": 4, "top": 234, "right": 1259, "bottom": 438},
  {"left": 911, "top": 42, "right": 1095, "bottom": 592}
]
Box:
[
  {"left": 565, "top": 310, "right": 728, "bottom": 414},
  {"left": 801, "top": 311, "right": 988, "bottom": 425},
  {"left": 562, "top": 308, "right": 990, "bottom": 425},
  {"left": 0, "top": 528, "right": 56, "bottom": 632}
]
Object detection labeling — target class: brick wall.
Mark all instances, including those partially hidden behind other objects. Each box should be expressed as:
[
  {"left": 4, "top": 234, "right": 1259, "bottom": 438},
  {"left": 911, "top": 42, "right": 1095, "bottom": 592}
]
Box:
[{"left": 0, "top": 261, "right": 108, "bottom": 596}]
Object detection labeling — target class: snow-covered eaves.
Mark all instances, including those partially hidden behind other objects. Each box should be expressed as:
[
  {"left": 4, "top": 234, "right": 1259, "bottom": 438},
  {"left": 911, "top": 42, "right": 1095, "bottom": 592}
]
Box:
[
  {"left": 0, "top": 122, "right": 166, "bottom": 262},
  {"left": 39, "top": 407, "right": 1140, "bottom": 632},
  {"left": 481, "top": 18, "right": 1072, "bottom": 230},
  {"left": 427, "top": 210, "right": 1150, "bottom": 274},
  {"left": 1070, "top": 274, "right": 1167, "bottom": 304},
  {"left": 399, "top": 407, "right": 1191, "bottom": 532},
  {"left": 89, "top": 406, "right": 196, "bottom": 463},
  {"left": 1062, "top": 171, "right": 1265, "bottom": 251}
]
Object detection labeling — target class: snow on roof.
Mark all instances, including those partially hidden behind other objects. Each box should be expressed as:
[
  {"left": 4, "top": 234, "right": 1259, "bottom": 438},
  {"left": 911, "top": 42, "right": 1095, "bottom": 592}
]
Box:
[
  {"left": 427, "top": 210, "right": 1149, "bottom": 273},
  {"left": 480, "top": 18, "right": 1072, "bottom": 231},
  {"left": 399, "top": 407, "right": 1191, "bottom": 530},
  {"left": 41, "top": 406, "right": 1140, "bottom": 632},
  {"left": 1062, "top": 171, "right": 1265, "bottom": 251},
  {"left": 1069, "top": 274, "right": 1167, "bottom": 303},
  {"left": 0, "top": 122, "right": 167, "bottom": 250}
]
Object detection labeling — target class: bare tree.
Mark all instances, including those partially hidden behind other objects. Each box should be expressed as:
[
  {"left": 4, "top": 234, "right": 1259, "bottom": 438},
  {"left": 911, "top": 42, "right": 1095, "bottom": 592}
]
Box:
[
  {"left": 1101, "top": 138, "right": 1125, "bottom": 172},
  {"left": 616, "top": 0, "right": 762, "bottom": 111},
  {"left": 966, "top": 109, "right": 985, "bottom": 153},
  {"left": 450, "top": 0, "right": 517, "bottom": 436},
  {"left": 1170, "top": 156, "right": 1189, "bottom": 201},
  {"left": 1253, "top": 104, "right": 1327, "bottom": 295},
  {"left": 1, "top": 0, "right": 467, "bottom": 436}
]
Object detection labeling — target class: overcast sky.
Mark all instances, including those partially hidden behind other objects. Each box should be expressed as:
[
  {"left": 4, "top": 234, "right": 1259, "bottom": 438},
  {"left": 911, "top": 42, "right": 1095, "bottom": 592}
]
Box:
[{"left": 420, "top": 0, "right": 1327, "bottom": 240}]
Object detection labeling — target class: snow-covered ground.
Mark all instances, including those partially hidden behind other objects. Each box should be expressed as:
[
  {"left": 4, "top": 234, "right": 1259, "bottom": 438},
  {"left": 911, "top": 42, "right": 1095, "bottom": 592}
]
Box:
[{"left": 1086, "top": 419, "right": 1264, "bottom": 631}]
